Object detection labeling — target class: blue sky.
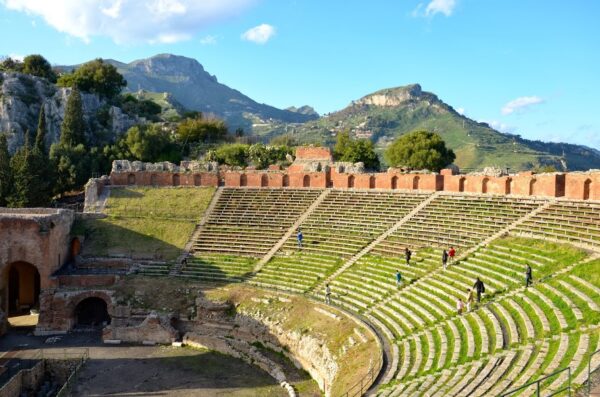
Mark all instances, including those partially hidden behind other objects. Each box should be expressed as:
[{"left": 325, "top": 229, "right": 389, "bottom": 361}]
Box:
[{"left": 1, "top": 0, "right": 599, "bottom": 149}]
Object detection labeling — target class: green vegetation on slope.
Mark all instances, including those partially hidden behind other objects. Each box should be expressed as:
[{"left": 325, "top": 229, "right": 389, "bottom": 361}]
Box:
[{"left": 73, "top": 187, "right": 214, "bottom": 260}]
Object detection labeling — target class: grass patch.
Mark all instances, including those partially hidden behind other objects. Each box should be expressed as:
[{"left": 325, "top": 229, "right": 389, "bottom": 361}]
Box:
[{"left": 75, "top": 186, "right": 215, "bottom": 260}]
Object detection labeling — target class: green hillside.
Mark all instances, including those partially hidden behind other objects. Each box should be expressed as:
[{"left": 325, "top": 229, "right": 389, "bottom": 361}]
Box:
[{"left": 261, "top": 85, "right": 600, "bottom": 171}]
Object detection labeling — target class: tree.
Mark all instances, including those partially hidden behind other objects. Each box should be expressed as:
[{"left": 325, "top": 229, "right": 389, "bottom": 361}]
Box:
[
  {"left": 176, "top": 116, "right": 228, "bottom": 144},
  {"left": 270, "top": 133, "right": 298, "bottom": 147},
  {"left": 0, "top": 134, "right": 12, "bottom": 206},
  {"left": 123, "top": 124, "right": 181, "bottom": 163},
  {"left": 8, "top": 136, "right": 36, "bottom": 207},
  {"left": 57, "top": 59, "right": 126, "bottom": 99},
  {"left": 35, "top": 105, "right": 47, "bottom": 152},
  {"left": 60, "top": 88, "right": 86, "bottom": 147},
  {"left": 212, "top": 144, "right": 250, "bottom": 167},
  {"left": 49, "top": 143, "right": 90, "bottom": 196},
  {"left": 0, "top": 57, "right": 23, "bottom": 73},
  {"left": 384, "top": 130, "right": 455, "bottom": 172},
  {"left": 248, "top": 144, "right": 292, "bottom": 169},
  {"left": 22, "top": 54, "right": 56, "bottom": 82},
  {"left": 333, "top": 131, "right": 380, "bottom": 170}
]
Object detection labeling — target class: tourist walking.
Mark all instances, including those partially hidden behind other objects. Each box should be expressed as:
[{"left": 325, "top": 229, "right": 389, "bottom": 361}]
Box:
[
  {"left": 405, "top": 248, "right": 412, "bottom": 265},
  {"left": 465, "top": 288, "right": 474, "bottom": 312},
  {"left": 449, "top": 246, "right": 456, "bottom": 263},
  {"left": 297, "top": 229, "right": 303, "bottom": 248},
  {"left": 473, "top": 277, "right": 485, "bottom": 302},
  {"left": 325, "top": 284, "right": 331, "bottom": 304},
  {"left": 442, "top": 249, "right": 449, "bottom": 270},
  {"left": 456, "top": 298, "right": 465, "bottom": 315},
  {"left": 525, "top": 264, "right": 533, "bottom": 288},
  {"left": 395, "top": 270, "right": 402, "bottom": 286}
]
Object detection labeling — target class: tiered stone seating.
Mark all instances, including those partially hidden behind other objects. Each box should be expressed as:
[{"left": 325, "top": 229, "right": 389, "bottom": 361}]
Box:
[
  {"left": 252, "top": 190, "right": 429, "bottom": 292},
  {"left": 192, "top": 188, "right": 321, "bottom": 256},
  {"left": 515, "top": 200, "right": 600, "bottom": 250},
  {"left": 137, "top": 262, "right": 171, "bottom": 276},
  {"left": 374, "top": 194, "right": 544, "bottom": 252},
  {"left": 179, "top": 254, "right": 255, "bottom": 283}
]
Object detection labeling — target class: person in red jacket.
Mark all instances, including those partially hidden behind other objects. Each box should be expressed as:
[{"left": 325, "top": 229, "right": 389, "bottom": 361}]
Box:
[{"left": 448, "top": 246, "right": 456, "bottom": 263}]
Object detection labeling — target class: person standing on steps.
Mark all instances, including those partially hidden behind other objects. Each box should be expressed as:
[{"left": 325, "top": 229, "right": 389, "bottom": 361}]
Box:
[
  {"left": 442, "top": 249, "right": 449, "bottom": 271},
  {"left": 297, "top": 229, "right": 303, "bottom": 249},
  {"left": 473, "top": 277, "right": 485, "bottom": 303},
  {"left": 405, "top": 247, "right": 412, "bottom": 266},
  {"left": 449, "top": 246, "right": 456, "bottom": 264},
  {"left": 525, "top": 264, "right": 533, "bottom": 288},
  {"left": 456, "top": 298, "right": 465, "bottom": 315},
  {"left": 465, "top": 288, "right": 474, "bottom": 312},
  {"left": 325, "top": 284, "right": 331, "bottom": 304},
  {"left": 395, "top": 270, "right": 402, "bottom": 286}
]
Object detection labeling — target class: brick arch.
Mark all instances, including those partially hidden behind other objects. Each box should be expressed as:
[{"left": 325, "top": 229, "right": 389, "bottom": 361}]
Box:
[
  {"left": 584, "top": 178, "right": 592, "bottom": 200},
  {"left": 458, "top": 177, "right": 466, "bottom": 192},
  {"left": 303, "top": 175, "right": 310, "bottom": 188},
  {"left": 240, "top": 174, "right": 248, "bottom": 187},
  {"left": 391, "top": 175, "right": 398, "bottom": 190},
  {"left": 150, "top": 174, "right": 158, "bottom": 186},
  {"left": 261, "top": 174, "right": 269, "bottom": 187},
  {"left": 348, "top": 175, "right": 355, "bottom": 188},
  {"left": 172, "top": 174, "right": 180, "bottom": 186},
  {"left": 194, "top": 174, "right": 202, "bottom": 186},
  {"left": 506, "top": 178, "right": 513, "bottom": 195},
  {"left": 283, "top": 175, "right": 290, "bottom": 187},
  {"left": 529, "top": 179, "right": 537, "bottom": 196},
  {"left": 369, "top": 175, "right": 376, "bottom": 189},
  {"left": 66, "top": 291, "right": 114, "bottom": 329},
  {"left": 482, "top": 178, "right": 490, "bottom": 194},
  {"left": 412, "top": 176, "right": 420, "bottom": 190},
  {"left": 3, "top": 261, "right": 41, "bottom": 315},
  {"left": 127, "top": 173, "right": 136, "bottom": 185}
]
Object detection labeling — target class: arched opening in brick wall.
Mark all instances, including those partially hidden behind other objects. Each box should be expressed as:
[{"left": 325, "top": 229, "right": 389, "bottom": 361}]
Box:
[
  {"left": 70, "top": 237, "right": 81, "bottom": 259},
  {"left": 369, "top": 176, "right": 376, "bottom": 189},
  {"left": 74, "top": 297, "right": 111, "bottom": 329},
  {"left": 391, "top": 176, "right": 398, "bottom": 190},
  {"left": 412, "top": 176, "right": 420, "bottom": 190},
  {"left": 150, "top": 174, "right": 158, "bottom": 186},
  {"left": 283, "top": 175, "right": 290, "bottom": 187},
  {"left": 194, "top": 175, "right": 202, "bottom": 186},
  {"left": 173, "top": 174, "right": 180, "bottom": 186},
  {"left": 261, "top": 174, "right": 269, "bottom": 187},
  {"left": 5, "top": 262, "right": 40, "bottom": 321},
  {"left": 584, "top": 179, "right": 592, "bottom": 200},
  {"left": 506, "top": 178, "right": 513, "bottom": 195},
  {"left": 458, "top": 177, "right": 466, "bottom": 192},
  {"left": 529, "top": 179, "right": 537, "bottom": 196},
  {"left": 240, "top": 174, "right": 248, "bottom": 187},
  {"left": 303, "top": 175, "right": 311, "bottom": 188},
  {"left": 348, "top": 175, "right": 355, "bottom": 188},
  {"left": 482, "top": 178, "right": 490, "bottom": 194},
  {"left": 127, "top": 174, "right": 135, "bottom": 185}
]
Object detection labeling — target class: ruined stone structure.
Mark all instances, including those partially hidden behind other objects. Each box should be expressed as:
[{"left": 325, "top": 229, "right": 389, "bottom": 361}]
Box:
[
  {"left": 107, "top": 147, "right": 600, "bottom": 200},
  {"left": 0, "top": 209, "right": 74, "bottom": 334}
]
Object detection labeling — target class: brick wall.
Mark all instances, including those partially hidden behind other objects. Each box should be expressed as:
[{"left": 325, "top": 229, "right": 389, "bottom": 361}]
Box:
[{"left": 110, "top": 172, "right": 218, "bottom": 187}]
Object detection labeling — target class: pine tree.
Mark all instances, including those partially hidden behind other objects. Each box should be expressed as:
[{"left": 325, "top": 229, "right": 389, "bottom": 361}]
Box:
[
  {"left": 9, "top": 135, "right": 36, "bottom": 207},
  {"left": 35, "top": 105, "right": 47, "bottom": 152},
  {"left": 60, "top": 88, "right": 86, "bottom": 147},
  {"left": 0, "top": 134, "right": 12, "bottom": 207}
]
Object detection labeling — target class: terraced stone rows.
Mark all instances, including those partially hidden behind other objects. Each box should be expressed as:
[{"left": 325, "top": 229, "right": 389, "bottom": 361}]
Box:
[
  {"left": 515, "top": 200, "right": 600, "bottom": 249},
  {"left": 179, "top": 254, "right": 255, "bottom": 282},
  {"left": 193, "top": 188, "right": 321, "bottom": 257}
]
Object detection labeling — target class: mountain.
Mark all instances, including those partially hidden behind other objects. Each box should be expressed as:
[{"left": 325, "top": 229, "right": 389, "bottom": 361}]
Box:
[
  {"left": 106, "top": 54, "right": 318, "bottom": 129},
  {"left": 262, "top": 84, "right": 600, "bottom": 171}
]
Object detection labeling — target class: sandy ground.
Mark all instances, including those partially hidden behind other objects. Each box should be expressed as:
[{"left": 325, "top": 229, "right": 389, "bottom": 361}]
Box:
[{"left": 7, "top": 314, "right": 39, "bottom": 328}]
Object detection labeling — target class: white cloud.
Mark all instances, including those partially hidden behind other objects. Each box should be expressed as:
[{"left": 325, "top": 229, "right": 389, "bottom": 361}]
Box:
[
  {"left": 413, "top": 0, "right": 457, "bottom": 17},
  {"left": 425, "top": 0, "right": 456, "bottom": 16},
  {"left": 0, "top": 0, "right": 256, "bottom": 44},
  {"left": 482, "top": 120, "right": 517, "bottom": 134},
  {"left": 200, "top": 34, "right": 218, "bottom": 45},
  {"left": 241, "top": 23, "right": 276, "bottom": 44},
  {"left": 501, "top": 96, "right": 545, "bottom": 115}
]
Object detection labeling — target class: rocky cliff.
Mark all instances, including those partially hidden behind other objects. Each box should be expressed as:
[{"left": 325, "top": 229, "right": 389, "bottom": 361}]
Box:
[{"left": 0, "top": 72, "right": 137, "bottom": 153}]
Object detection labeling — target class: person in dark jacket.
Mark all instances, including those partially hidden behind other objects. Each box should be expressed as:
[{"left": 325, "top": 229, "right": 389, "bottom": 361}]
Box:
[
  {"left": 473, "top": 277, "right": 485, "bottom": 302},
  {"left": 442, "top": 249, "right": 449, "bottom": 270},
  {"left": 405, "top": 248, "right": 412, "bottom": 265},
  {"left": 525, "top": 264, "right": 533, "bottom": 288}
]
